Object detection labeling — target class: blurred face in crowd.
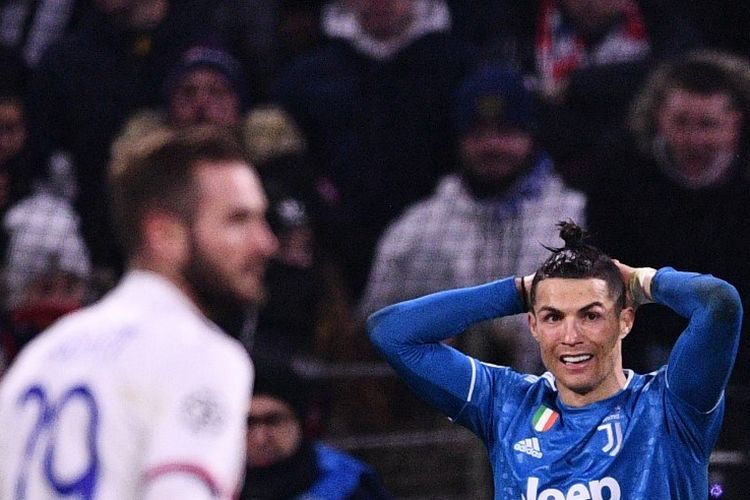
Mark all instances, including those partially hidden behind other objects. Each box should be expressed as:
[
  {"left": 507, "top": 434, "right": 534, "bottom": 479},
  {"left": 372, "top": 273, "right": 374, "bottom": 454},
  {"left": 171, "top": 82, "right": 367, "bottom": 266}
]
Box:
[
  {"left": 94, "top": 0, "right": 167, "bottom": 30},
  {"left": 0, "top": 98, "right": 26, "bottom": 166},
  {"left": 169, "top": 68, "right": 241, "bottom": 128},
  {"left": 656, "top": 89, "right": 742, "bottom": 187},
  {"left": 246, "top": 395, "right": 302, "bottom": 467},
  {"left": 529, "top": 277, "right": 633, "bottom": 407},
  {"left": 561, "top": 0, "right": 627, "bottom": 36},
  {"left": 182, "top": 161, "right": 278, "bottom": 312},
  {"left": 460, "top": 124, "right": 534, "bottom": 190},
  {"left": 12, "top": 271, "right": 88, "bottom": 333},
  {"left": 350, "top": 0, "right": 415, "bottom": 41}
]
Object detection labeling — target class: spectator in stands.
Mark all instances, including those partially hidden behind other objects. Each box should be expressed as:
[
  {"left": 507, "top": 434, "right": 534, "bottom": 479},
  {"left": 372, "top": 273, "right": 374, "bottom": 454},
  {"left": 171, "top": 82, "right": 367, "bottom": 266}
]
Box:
[
  {"left": 0, "top": 264, "right": 90, "bottom": 378},
  {"left": 241, "top": 360, "right": 392, "bottom": 499},
  {"left": 164, "top": 43, "right": 249, "bottom": 128},
  {"left": 115, "top": 42, "right": 249, "bottom": 146},
  {"left": 490, "top": 0, "right": 701, "bottom": 183},
  {"left": 3, "top": 153, "right": 90, "bottom": 313},
  {"left": 360, "top": 63, "right": 585, "bottom": 372},
  {"left": 1, "top": 89, "right": 90, "bottom": 315},
  {"left": 274, "top": 0, "right": 472, "bottom": 299},
  {"left": 0, "top": 0, "right": 89, "bottom": 69},
  {"left": 242, "top": 105, "right": 314, "bottom": 209},
  {"left": 0, "top": 90, "right": 91, "bottom": 374},
  {"left": 0, "top": 91, "right": 90, "bottom": 373},
  {"left": 213, "top": 0, "right": 328, "bottom": 100},
  {"left": 242, "top": 106, "right": 360, "bottom": 364},
  {"left": 584, "top": 50, "right": 750, "bottom": 384},
  {"left": 23, "top": 0, "right": 218, "bottom": 274},
  {"left": 0, "top": 91, "right": 28, "bottom": 223}
]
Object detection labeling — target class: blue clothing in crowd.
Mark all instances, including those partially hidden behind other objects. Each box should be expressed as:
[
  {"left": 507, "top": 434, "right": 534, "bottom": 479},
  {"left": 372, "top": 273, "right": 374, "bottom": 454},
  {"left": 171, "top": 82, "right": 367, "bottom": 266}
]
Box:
[{"left": 305, "top": 442, "right": 390, "bottom": 500}]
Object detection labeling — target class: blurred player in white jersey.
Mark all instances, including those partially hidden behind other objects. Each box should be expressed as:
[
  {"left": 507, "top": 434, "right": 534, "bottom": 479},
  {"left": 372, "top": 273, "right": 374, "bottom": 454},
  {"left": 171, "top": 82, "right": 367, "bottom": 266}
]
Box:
[{"left": 0, "top": 125, "right": 278, "bottom": 499}]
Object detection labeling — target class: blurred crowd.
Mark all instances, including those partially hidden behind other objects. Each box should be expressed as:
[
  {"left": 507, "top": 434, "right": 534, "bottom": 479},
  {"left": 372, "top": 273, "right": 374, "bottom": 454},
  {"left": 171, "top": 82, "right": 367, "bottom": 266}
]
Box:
[{"left": 1, "top": 0, "right": 750, "bottom": 495}]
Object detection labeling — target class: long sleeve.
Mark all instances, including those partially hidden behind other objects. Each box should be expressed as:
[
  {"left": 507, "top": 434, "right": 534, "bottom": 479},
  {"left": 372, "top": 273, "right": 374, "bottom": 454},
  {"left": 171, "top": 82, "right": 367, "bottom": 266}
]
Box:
[
  {"left": 653, "top": 268, "right": 743, "bottom": 412},
  {"left": 368, "top": 277, "right": 524, "bottom": 419}
]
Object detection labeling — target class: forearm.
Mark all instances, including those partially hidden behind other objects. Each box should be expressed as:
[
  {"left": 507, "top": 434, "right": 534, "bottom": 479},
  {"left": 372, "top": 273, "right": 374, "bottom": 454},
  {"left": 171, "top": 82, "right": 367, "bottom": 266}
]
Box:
[
  {"left": 368, "top": 277, "right": 524, "bottom": 417},
  {"left": 650, "top": 268, "right": 743, "bottom": 411},
  {"left": 368, "top": 277, "right": 524, "bottom": 347}
]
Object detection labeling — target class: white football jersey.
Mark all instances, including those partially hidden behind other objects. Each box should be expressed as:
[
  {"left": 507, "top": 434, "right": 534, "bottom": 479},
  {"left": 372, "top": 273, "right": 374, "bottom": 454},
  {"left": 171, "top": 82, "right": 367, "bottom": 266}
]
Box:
[{"left": 0, "top": 271, "right": 253, "bottom": 500}]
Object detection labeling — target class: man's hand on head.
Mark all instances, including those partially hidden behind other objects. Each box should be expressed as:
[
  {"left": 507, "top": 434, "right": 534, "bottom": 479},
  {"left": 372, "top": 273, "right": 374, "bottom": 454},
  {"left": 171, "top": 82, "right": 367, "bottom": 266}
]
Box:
[{"left": 612, "top": 260, "right": 656, "bottom": 308}]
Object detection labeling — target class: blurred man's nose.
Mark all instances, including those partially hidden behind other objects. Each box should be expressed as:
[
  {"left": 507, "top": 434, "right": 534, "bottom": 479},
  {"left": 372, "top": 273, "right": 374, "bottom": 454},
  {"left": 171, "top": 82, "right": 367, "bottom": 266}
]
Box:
[{"left": 253, "top": 222, "right": 279, "bottom": 259}]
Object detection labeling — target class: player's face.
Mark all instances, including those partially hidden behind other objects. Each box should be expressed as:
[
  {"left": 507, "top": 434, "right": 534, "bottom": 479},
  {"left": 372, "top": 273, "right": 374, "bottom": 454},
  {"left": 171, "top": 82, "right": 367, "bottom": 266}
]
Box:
[
  {"left": 183, "top": 161, "right": 278, "bottom": 312},
  {"left": 169, "top": 68, "right": 241, "bottom": 128},
  {"left": 245, "top": 395, "right": 302, "bottom": 467},
  {"left": 528, "top": 278, "right": 633, "bottom": 407},
  {"left": 657, "top": 89, "right": 742, "bottom": 186}
]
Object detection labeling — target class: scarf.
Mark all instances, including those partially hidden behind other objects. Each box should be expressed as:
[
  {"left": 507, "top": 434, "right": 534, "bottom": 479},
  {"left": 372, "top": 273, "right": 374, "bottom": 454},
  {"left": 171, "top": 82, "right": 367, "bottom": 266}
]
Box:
[
  {"left": 322, "top": 0, "right": 451, "bottom": 60},
  {"left": 241, "top": 440, "right": 319, "bottom": 500},
  {"left": 535, "top": 0, "right": 650, "bottom": 96}
]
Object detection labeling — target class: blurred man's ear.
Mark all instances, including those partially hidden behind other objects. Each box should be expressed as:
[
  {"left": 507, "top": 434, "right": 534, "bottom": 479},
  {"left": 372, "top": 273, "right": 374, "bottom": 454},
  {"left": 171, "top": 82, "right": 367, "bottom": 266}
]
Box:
[{"left": 141, "top": 211, "right": 188, "bottom": 266}]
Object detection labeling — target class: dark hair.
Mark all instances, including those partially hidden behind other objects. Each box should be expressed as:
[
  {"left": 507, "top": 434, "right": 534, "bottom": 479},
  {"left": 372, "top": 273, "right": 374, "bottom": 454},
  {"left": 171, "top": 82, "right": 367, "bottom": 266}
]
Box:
[
  {"left": 110, "top": 125, "right": 249, "bottom": 256},
  {"left": 530, "top": 221, "right": 625, "bottom": 311}
]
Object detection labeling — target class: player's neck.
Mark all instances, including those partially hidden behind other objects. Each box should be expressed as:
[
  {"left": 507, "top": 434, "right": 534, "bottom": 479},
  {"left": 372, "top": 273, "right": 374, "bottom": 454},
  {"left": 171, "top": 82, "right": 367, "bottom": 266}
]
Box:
[
  {"left": 559, "top": 369, "right": 628, "bottom": 408},
  {"left": 130, "top": 258, "right": 202, "bottom": 312}
]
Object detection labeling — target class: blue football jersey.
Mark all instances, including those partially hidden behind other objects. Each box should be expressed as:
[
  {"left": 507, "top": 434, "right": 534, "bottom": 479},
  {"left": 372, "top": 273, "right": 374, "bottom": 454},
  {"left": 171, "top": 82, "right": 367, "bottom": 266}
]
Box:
[
  {"left": 459, "top": 362, "right": 723, "bottom": 499},
  {"left": 369, "top": 269, "right": 742, "bottom": 500}
]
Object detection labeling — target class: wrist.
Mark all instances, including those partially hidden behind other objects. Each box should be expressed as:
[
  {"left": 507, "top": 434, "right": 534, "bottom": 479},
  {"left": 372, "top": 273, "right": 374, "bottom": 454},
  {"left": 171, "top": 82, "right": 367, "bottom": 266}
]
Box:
[
  {"left": 629, "top": 267, "right": 657, "bottom": 306},
  {"left": 517, "top": 275, "right": 532, "bottom": 312}
]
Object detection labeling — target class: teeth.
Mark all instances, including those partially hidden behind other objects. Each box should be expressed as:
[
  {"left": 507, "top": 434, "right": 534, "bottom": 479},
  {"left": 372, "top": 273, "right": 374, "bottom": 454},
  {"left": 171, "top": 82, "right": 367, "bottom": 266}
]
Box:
[{"left": 561, "top": 354, "right": 592, "bottom": 364}]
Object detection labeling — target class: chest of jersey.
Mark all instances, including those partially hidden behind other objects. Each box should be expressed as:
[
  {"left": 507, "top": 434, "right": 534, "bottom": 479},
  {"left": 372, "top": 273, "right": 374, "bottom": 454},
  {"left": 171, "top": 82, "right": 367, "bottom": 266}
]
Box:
[{"left": 490, "top": 377, "right": 698, "bottom": 499}]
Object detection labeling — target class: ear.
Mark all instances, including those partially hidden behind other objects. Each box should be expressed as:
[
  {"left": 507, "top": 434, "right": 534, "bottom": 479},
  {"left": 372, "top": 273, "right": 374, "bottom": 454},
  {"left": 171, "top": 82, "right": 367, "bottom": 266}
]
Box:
[
  {"left": 527, "top": 311, "right": 541, "bottom": 343},
  {"left": 141, "top": 211, "right": 189, "bottom": 265},
  {"left": 618, "top": 306, "right": 635, "bottom": 339}
]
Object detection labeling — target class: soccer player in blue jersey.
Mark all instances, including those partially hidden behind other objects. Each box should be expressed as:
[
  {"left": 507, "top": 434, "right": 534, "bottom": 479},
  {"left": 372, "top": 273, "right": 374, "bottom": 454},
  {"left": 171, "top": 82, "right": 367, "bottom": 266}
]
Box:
[{"left": 368, "top": 221, "right": 742, "bottom": 499}]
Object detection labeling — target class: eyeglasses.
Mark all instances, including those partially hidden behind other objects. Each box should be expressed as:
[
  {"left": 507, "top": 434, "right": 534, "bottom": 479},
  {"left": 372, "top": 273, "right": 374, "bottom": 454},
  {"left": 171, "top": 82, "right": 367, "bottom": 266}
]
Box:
[{"left": 246, "top": 411, "right": 295, "bottom": 429}]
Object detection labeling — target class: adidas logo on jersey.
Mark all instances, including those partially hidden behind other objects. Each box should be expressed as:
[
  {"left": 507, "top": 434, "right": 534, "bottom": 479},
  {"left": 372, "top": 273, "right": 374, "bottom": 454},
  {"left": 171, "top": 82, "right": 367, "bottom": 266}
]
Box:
[{"left": 514, "top": 437, "right": 543, "bottom": 458}]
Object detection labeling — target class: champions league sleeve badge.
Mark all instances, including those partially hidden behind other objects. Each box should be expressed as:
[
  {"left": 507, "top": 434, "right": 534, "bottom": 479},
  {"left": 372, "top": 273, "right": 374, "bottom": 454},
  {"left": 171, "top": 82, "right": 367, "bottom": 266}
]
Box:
[{"left": 180, "top": 388, "right": 227, "bottom": 434}]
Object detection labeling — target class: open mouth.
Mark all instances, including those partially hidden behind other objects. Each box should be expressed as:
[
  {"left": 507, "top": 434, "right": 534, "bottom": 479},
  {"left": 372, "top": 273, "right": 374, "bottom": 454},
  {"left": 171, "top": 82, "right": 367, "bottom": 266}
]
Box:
[{"left": 560, "top": 354, "right": 593, "bottom": 365}]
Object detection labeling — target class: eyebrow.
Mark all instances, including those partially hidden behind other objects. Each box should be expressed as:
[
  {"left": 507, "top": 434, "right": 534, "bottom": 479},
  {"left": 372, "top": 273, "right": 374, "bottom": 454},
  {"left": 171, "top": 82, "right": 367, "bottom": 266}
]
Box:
[{"left": 537, "top": 302, "right": 604, "bottom": 314}]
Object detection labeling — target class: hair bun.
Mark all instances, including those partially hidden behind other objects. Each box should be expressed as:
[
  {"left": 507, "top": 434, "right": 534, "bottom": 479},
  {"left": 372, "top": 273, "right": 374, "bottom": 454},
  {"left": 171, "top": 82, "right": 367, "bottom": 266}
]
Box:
[{"left": 557, "top": 220, "right": 585, "bottom": 249}]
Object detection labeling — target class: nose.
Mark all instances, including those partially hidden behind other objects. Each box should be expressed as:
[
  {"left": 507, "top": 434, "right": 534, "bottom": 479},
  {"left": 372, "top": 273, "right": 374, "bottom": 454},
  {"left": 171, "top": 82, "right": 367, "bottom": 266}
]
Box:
[
  {"left": 561, "top": 319, "right": 583, "bottom": 345},
  {"left": 248, "top": 422, "right": 275, "bottom": 446},
  {"left": 255, "top": 220, "right": 279, "bottom": 258}
]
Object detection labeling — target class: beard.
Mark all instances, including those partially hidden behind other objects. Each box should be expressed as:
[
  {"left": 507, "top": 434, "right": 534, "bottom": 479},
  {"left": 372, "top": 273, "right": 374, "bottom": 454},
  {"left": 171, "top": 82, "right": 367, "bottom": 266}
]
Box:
[
  {"left": 461, "top": 153, "right": 533, "bottom": 199},
  {"left": 182, "top": 240, "right": 261, "bottom": 337}
]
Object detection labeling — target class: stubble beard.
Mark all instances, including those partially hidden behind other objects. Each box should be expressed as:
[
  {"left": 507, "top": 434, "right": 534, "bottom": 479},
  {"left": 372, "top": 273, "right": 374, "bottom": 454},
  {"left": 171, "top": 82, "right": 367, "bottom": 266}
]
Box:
[{"left": 182, "top": 240, "right": 260, "bottom": 335}]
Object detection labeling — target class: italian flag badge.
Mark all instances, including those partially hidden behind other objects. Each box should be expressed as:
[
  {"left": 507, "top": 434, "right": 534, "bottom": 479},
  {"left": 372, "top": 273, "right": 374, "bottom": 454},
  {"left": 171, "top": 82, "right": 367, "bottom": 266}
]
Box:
[{"left": 532, "top": 405, "right": 559, "bottom": 432}]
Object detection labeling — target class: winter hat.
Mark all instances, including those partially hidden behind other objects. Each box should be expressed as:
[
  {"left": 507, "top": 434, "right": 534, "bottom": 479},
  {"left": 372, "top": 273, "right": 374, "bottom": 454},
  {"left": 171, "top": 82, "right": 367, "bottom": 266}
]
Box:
[
  {"left": 252, "top": 360, "right": 309, "bottom": 422},
  {"left": 454, "top": 63, "right": 536, "bottom": 135},
  {"left": 164, "top": 43, "right": 249, "bottom": 108}
]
